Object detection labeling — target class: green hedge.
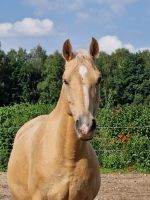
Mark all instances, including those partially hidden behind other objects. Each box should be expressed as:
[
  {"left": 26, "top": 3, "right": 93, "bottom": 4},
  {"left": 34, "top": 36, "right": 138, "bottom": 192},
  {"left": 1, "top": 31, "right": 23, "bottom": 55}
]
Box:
[
  {"left": 0, "top": 104, "right": 150, "bottom": 172},
  {"left": 92, "top": 105, "right": 150, "bottom": 172},
  {"left": 0, "top": 103, "right": 54, "bottom": 171}
]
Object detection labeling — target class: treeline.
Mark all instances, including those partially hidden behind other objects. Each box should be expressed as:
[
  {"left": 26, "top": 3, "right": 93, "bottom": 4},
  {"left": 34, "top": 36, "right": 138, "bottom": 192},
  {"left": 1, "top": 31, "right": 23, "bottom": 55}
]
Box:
[{"left": 0, "top": 45, "right": 150, "bottom": 107}]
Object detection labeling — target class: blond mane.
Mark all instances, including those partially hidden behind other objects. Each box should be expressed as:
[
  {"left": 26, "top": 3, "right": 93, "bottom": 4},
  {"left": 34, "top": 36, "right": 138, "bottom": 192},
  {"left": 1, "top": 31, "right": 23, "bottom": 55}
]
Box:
[{"left": 75, "top": 49, "right": 93, "bottom": 64}]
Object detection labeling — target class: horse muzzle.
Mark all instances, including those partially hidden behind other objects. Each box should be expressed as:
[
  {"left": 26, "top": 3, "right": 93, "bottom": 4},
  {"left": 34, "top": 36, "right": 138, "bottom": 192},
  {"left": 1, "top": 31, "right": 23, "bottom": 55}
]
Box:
[{"left": 75, "top": 114, "right": 96, "bottom": 141}]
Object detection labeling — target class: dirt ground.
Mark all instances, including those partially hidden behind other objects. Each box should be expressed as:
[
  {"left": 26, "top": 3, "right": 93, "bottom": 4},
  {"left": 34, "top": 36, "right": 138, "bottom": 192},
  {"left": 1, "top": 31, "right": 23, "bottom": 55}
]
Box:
[{"left": 0, "top": 172, "right": 150, "bottom": 200}]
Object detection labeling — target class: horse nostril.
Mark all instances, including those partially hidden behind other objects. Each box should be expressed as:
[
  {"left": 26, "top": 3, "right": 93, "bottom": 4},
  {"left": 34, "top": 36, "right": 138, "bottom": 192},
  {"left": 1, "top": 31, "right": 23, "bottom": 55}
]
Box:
[
  {"left": 91, "top": 119, "right": 96, "bottom": 131},
  {"left": 75, "top": 119, "right": 80, "bottom": 129},
  {"left": 76, "top": 119, "right": 79, "bottom": 124}
]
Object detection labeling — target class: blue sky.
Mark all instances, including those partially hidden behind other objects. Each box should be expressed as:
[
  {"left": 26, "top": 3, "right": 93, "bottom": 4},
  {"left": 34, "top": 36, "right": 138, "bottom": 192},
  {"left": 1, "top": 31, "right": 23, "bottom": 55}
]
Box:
[{"left": 0, "top": 0, "right": 150, "bottom": 54}]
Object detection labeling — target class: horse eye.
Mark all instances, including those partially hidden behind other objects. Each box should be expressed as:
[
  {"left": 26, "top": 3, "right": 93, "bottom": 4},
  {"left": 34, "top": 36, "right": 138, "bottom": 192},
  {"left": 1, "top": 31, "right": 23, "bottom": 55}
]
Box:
[
  {"left": 63, "top": 79, "right": 69, "bottom": 85},
  {"left": 96, "top": 77, "right": 101, "bottom": 85}
]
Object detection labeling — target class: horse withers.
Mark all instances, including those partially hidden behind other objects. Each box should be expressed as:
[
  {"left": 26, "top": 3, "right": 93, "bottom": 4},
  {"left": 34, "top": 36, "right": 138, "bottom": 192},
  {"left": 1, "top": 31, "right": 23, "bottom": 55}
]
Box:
[{"left": 7, "top": 38, "right": 101, "bottom": 200}]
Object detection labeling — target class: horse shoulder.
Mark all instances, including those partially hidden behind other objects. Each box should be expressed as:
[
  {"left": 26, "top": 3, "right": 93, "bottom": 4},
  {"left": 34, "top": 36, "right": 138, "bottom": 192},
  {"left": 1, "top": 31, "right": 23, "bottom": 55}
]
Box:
[{"left": 14, "top": 115, "right": 48, "bottom": 141}]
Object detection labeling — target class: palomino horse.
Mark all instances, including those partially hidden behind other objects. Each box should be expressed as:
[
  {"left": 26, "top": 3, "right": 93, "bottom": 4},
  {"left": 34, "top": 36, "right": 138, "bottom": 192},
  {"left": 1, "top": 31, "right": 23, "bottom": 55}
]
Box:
[{"left": 7, "top": 38, "right": 101, "bottom": 200}]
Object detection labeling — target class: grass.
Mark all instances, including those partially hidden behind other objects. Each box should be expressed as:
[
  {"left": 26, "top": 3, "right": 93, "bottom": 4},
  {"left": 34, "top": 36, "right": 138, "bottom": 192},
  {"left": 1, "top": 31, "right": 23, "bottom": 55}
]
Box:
[{"left": 100, "top": 168, "right": 150, "bottom": 174}]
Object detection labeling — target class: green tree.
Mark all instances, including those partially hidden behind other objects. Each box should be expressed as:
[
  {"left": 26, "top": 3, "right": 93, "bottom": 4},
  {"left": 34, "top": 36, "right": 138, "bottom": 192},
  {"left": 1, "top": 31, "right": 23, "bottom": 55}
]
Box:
[
  {"left": 96, "top": 48, "right": 150, "bottom": 107},
  {"left": 38, "top": 51, "right": 64, "bottom": 104},
  {"left": 29, "top": 45, "right": 47, "bottom": 72},
  {"left": 111, "top": 50, "right": 150, "bottom": 105},
  {"left": 96, "top": 52, "right": 112, "bottom": 107},
  {"left": 0, "top": 50, "right": 9, "bottom": 105},
  {"left": 6, "top": 47, "right": 45, "bottom": 104}
]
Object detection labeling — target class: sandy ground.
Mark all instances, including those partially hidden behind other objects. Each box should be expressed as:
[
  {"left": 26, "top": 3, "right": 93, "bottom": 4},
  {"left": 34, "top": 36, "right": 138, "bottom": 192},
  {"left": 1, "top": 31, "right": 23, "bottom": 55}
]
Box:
[{"left": 0, "top": 172, "right": 150, "bottom": 200}]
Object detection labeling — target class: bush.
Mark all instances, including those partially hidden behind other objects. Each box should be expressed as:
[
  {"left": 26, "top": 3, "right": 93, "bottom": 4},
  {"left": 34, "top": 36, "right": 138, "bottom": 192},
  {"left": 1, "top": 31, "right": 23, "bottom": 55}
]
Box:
[
  {"left": 0, "top": 104, "right": 150, "bottom": 172},
  {"left": 0, "top": 103, "right": 53, "bottom": 171},
  {"left": 92, "top": 105, "right": 150, "bottom": 172}
]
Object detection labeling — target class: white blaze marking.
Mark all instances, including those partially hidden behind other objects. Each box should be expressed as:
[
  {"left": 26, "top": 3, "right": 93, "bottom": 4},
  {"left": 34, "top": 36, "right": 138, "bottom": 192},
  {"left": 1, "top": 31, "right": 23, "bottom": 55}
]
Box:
[
  {"left": 79, "top": 65, "right": 89, "bottom": 110},
  {"left": 83, "top": 85, "right": 89, "bottom": 110},
  {"left": 79, "top": 65, "right": 87, "bottom": 78}
]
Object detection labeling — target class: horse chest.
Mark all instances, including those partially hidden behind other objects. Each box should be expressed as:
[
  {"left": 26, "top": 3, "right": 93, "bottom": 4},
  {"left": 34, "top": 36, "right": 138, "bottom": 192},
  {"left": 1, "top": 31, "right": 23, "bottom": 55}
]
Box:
[
  {"left": 69, "top": 167, "right": 96, "bottom": 199},
  {"left": 47, "top": 166, "right": 95, "bottom": 200},
  {"left": 47, "top": 175, "right": 69, "bottom": 200}
]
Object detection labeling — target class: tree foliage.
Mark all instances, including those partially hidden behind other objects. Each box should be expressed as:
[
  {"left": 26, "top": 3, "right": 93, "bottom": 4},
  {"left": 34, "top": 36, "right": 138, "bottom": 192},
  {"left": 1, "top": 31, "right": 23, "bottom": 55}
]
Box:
[
  {"left": 37, "top": 51, "right": 64, "bottom": 104},
  {"left": 0, "top": 45, "right": 149, "bottom": 107}
]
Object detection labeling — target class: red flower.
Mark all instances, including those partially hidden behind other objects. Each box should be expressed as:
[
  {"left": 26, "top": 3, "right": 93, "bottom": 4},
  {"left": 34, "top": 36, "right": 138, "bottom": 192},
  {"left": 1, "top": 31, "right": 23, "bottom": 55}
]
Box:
[
  {"left": 126, "top": 133, "right": 131, "bottom": 138},
  {"left": 118, "top": 139, "right": 122, "bottom": 143},
  {"left": 118, "top": 133, "right": 123, "bottom": 138}
]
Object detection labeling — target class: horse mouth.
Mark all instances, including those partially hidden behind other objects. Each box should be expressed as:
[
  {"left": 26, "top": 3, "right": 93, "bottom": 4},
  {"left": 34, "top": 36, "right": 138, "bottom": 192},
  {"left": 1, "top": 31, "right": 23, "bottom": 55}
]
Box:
[
  {"left": 80, "top": 137, "right": 93, "bottom": 141},
  {"left": 76, "top": 129, "right": 95, "bottom": 141}
]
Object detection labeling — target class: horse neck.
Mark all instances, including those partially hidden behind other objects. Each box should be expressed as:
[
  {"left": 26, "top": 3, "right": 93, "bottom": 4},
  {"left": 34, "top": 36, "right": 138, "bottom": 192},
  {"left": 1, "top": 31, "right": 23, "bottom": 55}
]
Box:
[{"left": 53, "top": 87, "right": 87, "bottom": 161}]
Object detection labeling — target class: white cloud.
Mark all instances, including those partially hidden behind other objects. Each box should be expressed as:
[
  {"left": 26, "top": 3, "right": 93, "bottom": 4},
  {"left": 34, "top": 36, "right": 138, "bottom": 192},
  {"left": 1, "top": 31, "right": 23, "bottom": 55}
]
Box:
[
  {"left": 23, "top": 0, "right": 84, "bottom": 15},
  {"left": 23, "top": 0, "right": 138, "bottom": 17},
  {"left": 98, "top": 35, "right": 135, "bottom": 54},
  {"left": 98, "top": 35, "right": 150, "bottom": 54},
  {"left": 0, "top": 18, "right": 54, "bottom": 37},
  {"left": 137, "top": 47, "right": 150, "bottom": 52},
  {"left": 97, "top": 0, "right": 138, "bottom": 14}
]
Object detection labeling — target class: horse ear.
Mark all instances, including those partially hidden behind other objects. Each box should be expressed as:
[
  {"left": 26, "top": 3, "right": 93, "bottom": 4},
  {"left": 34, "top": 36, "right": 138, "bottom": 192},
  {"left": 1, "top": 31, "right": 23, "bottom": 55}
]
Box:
[
  {"left": 62, "top": 39, "right": 74, "bottom": 61},
  {"left": 89, "top": 37, "right": 99, "bottom": 60}
]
